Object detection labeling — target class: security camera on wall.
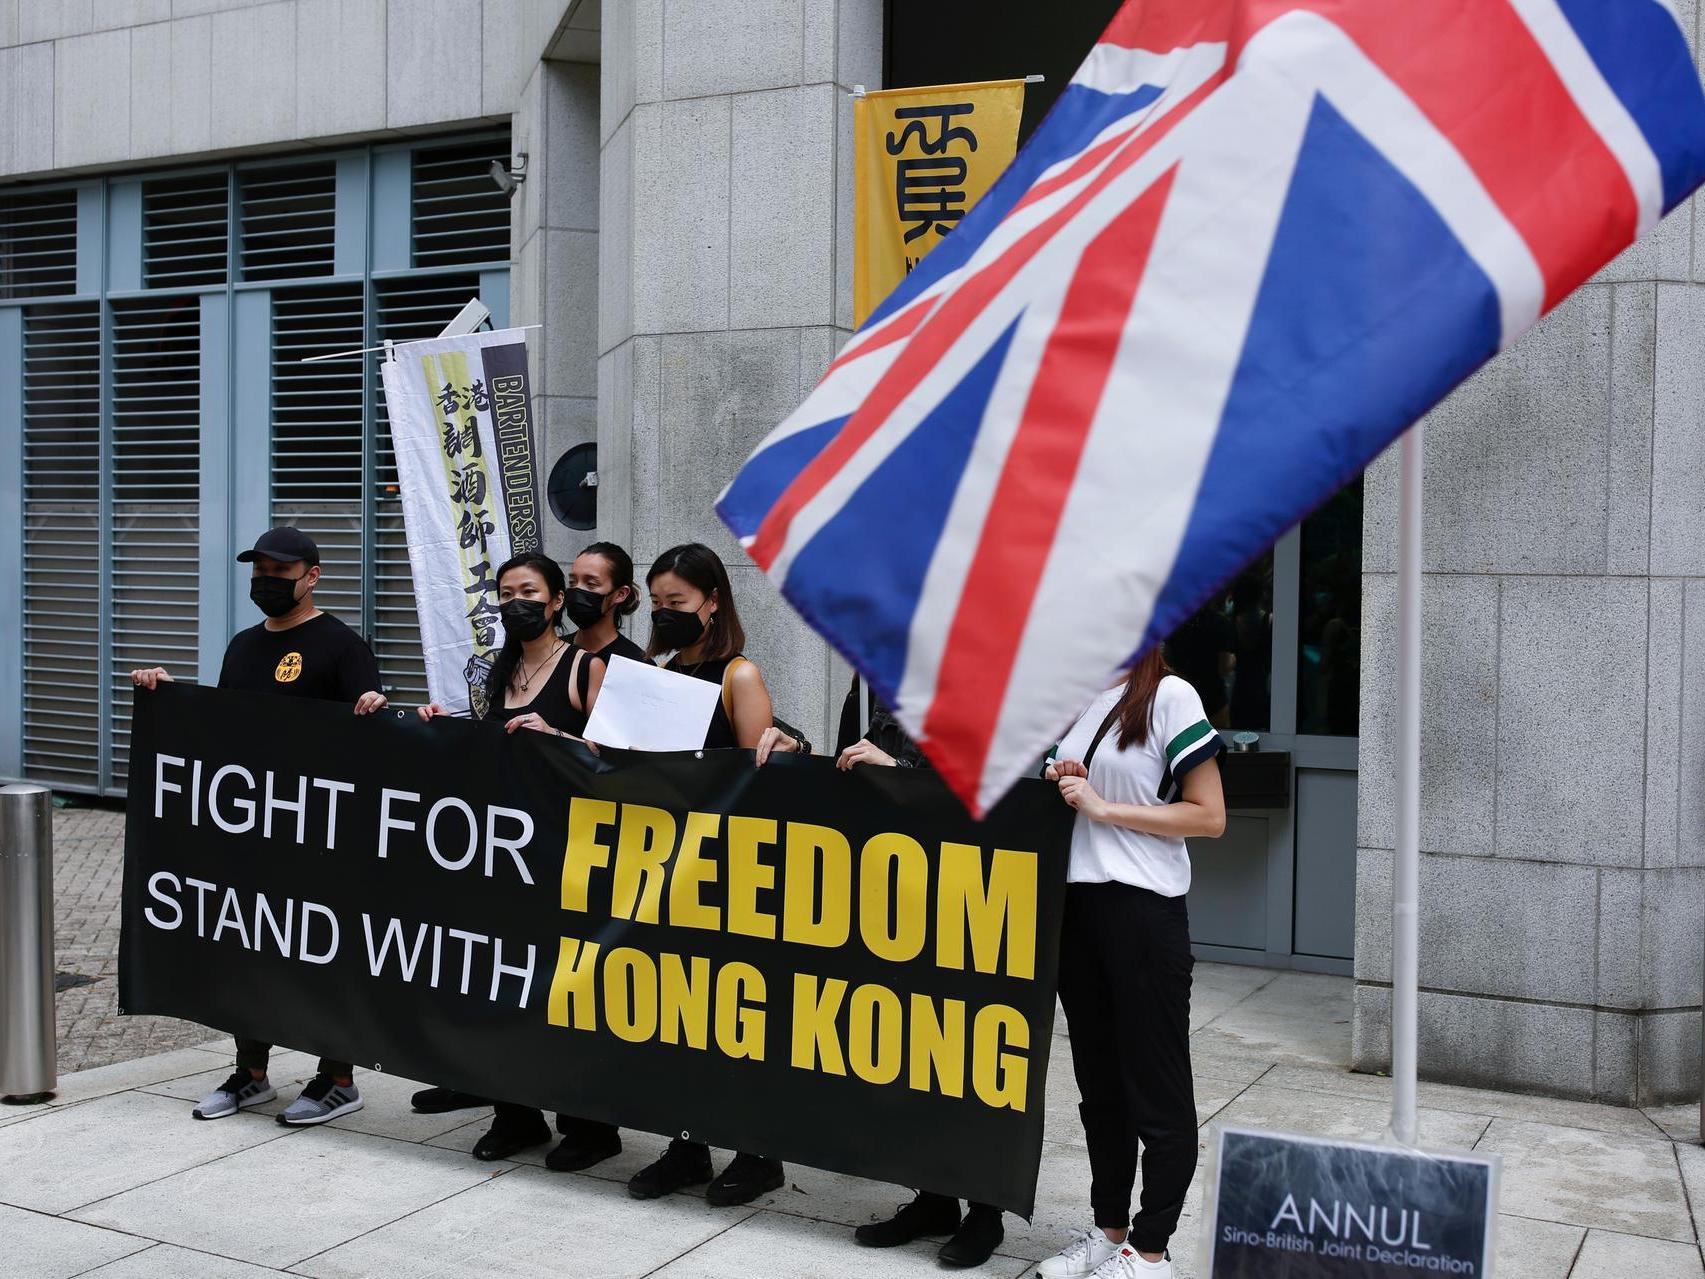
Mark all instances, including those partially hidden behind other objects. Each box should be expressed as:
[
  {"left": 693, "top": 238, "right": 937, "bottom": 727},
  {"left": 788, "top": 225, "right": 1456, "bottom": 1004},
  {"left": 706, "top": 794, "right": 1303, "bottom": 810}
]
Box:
[{"left": 489, "top": 153, "right": 528, "bottom": 196}]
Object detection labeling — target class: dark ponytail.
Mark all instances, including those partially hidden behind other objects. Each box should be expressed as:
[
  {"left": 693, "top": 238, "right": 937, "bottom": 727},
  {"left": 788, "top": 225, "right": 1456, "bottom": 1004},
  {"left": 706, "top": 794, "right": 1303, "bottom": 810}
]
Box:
[
  {"left": 483, "top": 552, "right": 567, "bottom": 710},
  {"left": 579, "top": 541, "right": 640, "bottom": 621}
]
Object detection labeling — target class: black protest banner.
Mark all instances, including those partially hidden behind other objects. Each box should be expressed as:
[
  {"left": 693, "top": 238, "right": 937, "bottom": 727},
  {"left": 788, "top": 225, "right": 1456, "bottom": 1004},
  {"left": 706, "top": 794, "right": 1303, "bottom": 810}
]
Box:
[{"left": 119, "top": 684, "right": 1073, "bottom": 1214}]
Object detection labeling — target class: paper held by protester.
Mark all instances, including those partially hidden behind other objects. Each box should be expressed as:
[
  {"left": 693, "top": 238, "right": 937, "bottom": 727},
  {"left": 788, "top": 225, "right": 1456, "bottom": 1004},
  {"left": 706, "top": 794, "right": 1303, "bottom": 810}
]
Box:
[
  {"left": 583, "top": 655, "right": 720, "bottom": 752},
  {"left": 717, "top": 0, "right": 1705, "bottom": 815}
]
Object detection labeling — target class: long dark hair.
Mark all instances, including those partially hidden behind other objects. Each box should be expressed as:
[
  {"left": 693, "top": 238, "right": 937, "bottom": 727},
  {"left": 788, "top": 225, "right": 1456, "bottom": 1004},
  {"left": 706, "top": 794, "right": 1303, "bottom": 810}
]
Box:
[
  {"left": 1113, "top": 648, "right": 1170, "bottom": 749},
  {"left": 484, "top": 551, "right": 566, "bottom": 707},
  {"left": 579, "top": 541, "right": 640, "bottom": 620},
  {"left": 645, "top": 542, "right": 745, "bottom": 660}
]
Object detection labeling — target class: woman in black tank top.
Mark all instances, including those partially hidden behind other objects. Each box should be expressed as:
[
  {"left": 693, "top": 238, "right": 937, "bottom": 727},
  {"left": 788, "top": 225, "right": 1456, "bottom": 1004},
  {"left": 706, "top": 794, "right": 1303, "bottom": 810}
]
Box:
[
  {"left": 412, "top": 551, "right": 610, "bottom": 1165},
  {"left": 621, "top": 543, "right": 788, "bottom": 1209}
]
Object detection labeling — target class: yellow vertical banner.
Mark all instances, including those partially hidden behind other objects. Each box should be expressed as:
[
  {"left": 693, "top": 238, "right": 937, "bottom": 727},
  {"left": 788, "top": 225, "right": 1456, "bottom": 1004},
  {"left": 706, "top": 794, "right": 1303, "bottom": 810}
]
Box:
[{"left": 853, "top": 79, "right": 1027, "bottom": 327}]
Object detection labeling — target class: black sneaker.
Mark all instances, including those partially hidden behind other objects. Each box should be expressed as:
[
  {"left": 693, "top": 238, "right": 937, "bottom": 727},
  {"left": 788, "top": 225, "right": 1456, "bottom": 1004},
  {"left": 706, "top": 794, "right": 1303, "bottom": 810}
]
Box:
[
  {"left": 545, "top": 1117, "right": 622, "bottom": 1172},
  {"left": 855, "top": 1192, "right": 963, "bottom": 1246},
  {"left": 939, "top": 1205, "right": 1004, "bottom": 1268},
  {"left": 472, "top": 1114, "right": 552, "bottom": 1161},
  {"left": 706, "top": 1151, "right": 785, "bottom": 1207},
  {"left": 410, "top": 1085, "right": 491, "bottom": 1114},
  {"left": 627, "top": 1139, "right": 714, "bottom": 1199}
]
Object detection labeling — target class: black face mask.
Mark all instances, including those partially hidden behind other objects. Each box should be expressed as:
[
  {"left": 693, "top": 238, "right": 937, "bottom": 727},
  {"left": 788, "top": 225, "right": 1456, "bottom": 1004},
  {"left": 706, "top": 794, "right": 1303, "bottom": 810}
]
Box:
[
  {"left": 250, "top": 573, "right": 303, "bottom": 619},
  {"left": 564, "top": 587, "right": 616, "bottom": 629},
  {"left": 651, "top": 606, "right": 705, "bottom": 650},
  {"left": 500, "top": 598, "right": 553, "bottom": 642}
]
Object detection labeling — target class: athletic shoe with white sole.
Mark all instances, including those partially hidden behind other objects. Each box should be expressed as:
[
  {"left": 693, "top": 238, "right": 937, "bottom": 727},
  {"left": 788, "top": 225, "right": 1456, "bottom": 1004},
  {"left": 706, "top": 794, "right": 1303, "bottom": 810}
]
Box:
[
  {"left": 1089, "top": 1244, "right": 1171, "bottom": 1278},
  {"left": 276, "top": 1074, "right": 363, "bottom": 1127},
  {"left": 192, "top": 1071, "right": 277, "bottom": 1120},
  {"left": 1039, "top": 1227, "right": 1123, "bottom": 1278}
]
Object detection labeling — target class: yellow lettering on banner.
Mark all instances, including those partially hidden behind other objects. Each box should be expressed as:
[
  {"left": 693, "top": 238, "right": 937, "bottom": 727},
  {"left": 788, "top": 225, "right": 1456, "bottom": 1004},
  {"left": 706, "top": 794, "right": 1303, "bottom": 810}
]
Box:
[
  {"left": 848, "top": 983, "right": 903, "bottom": 1085},
  {"left": 937, "top": 843, "right": 1038, "bottom": 979},
  {"left": 858, "top": 832, "right": 928, "bottom": 963},
  {"left": 669, "top": 811, "right": 723, "bottom": 930},
  {"left": 561, "top": 798, "right": 617, "bottom": 911},
  {"left": 604, "top": 947, "right": 658, "bottom": 1042},
  {"left": 659, "top": 952, "right": 711, "bottom": 1049},
  {"left": 972, "top": 1004, "right": 1029, "bottom": 1111},
  {"left": 727, "top": 816, "right": 778, "bottom": 939},
  {"left": 791, "top": 973, "right": 848, "bottom": 1075},
  {"left": 612, "top": 804, "right": 675, "bottom": 923},
  {"left": 909, "top": 993, "right": 966, "bottom": 1098},
  {"left": 547, "top": 937, "right": 601, "bottom": 1030},
  {"left": 717, "top": 962, "right": 766, "bottom": 1060},
  {"left": 783, "top": 824, "right": 851, "bottom": 947}
]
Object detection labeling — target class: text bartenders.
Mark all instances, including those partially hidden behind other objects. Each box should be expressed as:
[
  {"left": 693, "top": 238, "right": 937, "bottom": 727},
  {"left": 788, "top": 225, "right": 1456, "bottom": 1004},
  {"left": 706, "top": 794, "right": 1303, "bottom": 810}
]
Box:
[{"left": 141, "top": 756, "right": 1040, "bottom": 1112}]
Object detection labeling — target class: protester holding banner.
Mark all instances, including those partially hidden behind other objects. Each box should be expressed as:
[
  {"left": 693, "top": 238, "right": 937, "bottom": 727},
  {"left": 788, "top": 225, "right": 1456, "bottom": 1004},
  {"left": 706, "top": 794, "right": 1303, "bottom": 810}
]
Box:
[
  {"left": 1037, "top": 650, "right": 1225, "bottom": 1279},
  {"left": 130, "top": 526, "right": 385, "bottom": 1129},
  {"left": 624, "top": 542, "right": 792, "bottom": 1206},
  {"left": 776, "top": 677, "right": 1007, "bottom": 1268}
]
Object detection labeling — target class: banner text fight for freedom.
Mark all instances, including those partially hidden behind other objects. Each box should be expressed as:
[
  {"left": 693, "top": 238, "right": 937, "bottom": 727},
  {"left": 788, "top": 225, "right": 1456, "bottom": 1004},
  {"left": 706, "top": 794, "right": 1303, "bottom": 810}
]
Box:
[{"left": 141, "top": 756, "right": 1039, "bottom": 1111}]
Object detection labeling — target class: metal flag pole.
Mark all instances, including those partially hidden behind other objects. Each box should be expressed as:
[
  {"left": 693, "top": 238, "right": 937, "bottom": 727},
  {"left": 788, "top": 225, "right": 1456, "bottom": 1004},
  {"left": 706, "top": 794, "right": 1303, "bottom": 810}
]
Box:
[{"left": 1390, "top": 423, "right": 1424, "bottom": 1148}]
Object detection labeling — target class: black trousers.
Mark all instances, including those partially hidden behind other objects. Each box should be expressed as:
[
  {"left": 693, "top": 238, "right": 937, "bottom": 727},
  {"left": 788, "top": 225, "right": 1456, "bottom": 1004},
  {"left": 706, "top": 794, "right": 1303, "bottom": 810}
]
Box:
[
  {"left": 234, "top": 1036, "right": 350, "bottom": 1080},
  {"left": 1056, "top": 881, "right": 1197, "bottom": 1255},
  {"left": 491, "top": 1101, "right": 615, "bottom": 1141}
]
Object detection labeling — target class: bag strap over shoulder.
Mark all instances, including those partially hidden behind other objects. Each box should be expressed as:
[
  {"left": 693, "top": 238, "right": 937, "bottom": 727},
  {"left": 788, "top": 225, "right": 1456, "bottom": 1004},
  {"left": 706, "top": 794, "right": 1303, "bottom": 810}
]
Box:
[{"left": 1082, "top": 703, "right": 1123, "bottom": 772}]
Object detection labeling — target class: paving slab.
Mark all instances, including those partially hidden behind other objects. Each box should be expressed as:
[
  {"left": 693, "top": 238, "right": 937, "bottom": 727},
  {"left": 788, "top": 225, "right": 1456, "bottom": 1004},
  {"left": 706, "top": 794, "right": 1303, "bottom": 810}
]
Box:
[
  {"left": 1570, "top": 1227, "right": 1704, "bottom": 1278},
  {"left": 1262, "top": 1065, "right": 1671, "bottom": 1142},
  {"left": 1209, "top": 1081, "right": 1492, "bottom": 1151},
  {"left": 80, "top": 1242, "right": 291, "bottom": 1277},
  {"left": 294, "top": 1163, "right": 752, "bottom": 1279},
  {"left": 1189, "top": 965, "right": 1281, "bottom": 1033},
  {"left": 1192, "top": 972, "right": 1354, "bottom": 1068},
  {"left": 1488, "top": 1214, "right": 1584, "bottom": 1279},
  {"left": 645, "top": 1209, "right": 1034, "bottom": 1278},
  {"left": 0, "top": 1090, "right": 285, "bottom": 1214},
  {"left": 69, "top": 1125, "right": 504, "bottom": 1269},
  {"left": 1644, "top": 1103, "right": 1700, "bottom": 1145},
  {"left": 1475, "top": 1118, "right": 1694, "bottom": 1243},
  {"left": 0, "top": 1202, "right": 152, "bottom": 1278}
]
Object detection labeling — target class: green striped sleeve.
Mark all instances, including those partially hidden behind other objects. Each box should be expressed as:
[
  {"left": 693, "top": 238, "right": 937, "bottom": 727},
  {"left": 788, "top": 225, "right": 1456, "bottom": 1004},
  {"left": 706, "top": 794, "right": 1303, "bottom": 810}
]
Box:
[{"left": 1164, "top": 718, "right": 1215, "bottom": 763}]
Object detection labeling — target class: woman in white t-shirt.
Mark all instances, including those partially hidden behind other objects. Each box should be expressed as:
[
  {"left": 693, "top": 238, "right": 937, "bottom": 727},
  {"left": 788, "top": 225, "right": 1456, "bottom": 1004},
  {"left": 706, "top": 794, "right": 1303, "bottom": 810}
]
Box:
[{"left": 1037, "top": 650, "right": 1227, "bottom": 1279}]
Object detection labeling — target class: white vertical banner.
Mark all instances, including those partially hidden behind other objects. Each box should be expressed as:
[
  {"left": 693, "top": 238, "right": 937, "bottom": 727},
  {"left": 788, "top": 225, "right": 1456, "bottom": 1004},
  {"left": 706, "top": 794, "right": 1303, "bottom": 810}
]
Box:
[{"left": 380, "top": 328, "right": 541, "bottom": 716}]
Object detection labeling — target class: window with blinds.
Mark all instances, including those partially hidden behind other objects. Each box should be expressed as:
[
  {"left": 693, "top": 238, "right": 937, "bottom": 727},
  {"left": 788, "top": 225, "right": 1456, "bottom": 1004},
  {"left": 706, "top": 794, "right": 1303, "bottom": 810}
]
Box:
[
  {"left": 20, "top": 304, "right": 102, "bottom": 790},
  {"left": 411, "top": 139, "right": 513, "bottom": 268},
  {"left": 6, "top": 131, "right": 510, "bottom": 793},
  {"left": 0, "top": 191, "right": 78, "bottom": 300},
  {"left": 108, "top": 297, "right": 202, "bottom": 790},
  {"left": 143, "top": 173, "right": 230, "bottom": 288}
]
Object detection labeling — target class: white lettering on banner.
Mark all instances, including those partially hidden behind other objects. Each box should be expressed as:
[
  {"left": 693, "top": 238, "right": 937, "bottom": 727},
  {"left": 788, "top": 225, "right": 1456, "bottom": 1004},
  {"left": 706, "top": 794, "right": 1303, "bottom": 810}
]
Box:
[
  {"left": 154, "top": 754, "right": 184, "bottom": 820},
  {"left": 361, "top": 914, "right": 537, "bottom": 1008},
  {"left": 427, "top": 796, "right": 480, "bottom": 871},
  {"left": 314, "top": 778, "right": 354, "bottom": 848},
  {"left": 447, "top": 926, "right": 489, "bottom": 994},
  {"left": 139, "top": 876, "right": 340, "bottom": 964},
  {"left": 208, "top": 764, "right": 257, "bottom": 834},
  {"left": 364, "top": 915, "right": 430, "bottom": 982},
  {"left": 264, "top": 772, "right": 308, "bottom": 843},
  {"left": 151, "top": 758, "right": 358, "bottom": 848},
  {"left": 487, "top": 805, "right": 536, "bottom": 884},
  {"left": 379, "top": 788, "right": 420, "bottom": 858}
]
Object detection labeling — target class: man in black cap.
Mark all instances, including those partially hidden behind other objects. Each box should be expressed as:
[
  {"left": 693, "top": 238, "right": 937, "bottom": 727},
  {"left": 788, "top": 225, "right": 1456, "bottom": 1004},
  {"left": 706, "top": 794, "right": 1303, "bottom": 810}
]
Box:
[{"left": 131, "top": 525, "right": 387, "bottom": 1128}]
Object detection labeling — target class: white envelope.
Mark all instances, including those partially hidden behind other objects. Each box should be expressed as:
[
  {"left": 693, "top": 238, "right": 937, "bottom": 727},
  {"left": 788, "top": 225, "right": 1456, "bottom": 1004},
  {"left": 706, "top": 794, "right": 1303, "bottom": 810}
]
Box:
[{"left": 583, "top": 654, "right": 721, "bottom": 752}]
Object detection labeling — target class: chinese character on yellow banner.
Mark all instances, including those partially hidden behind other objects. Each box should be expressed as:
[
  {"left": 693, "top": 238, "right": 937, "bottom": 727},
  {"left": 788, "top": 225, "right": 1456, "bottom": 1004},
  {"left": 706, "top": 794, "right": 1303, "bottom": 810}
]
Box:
[{"left": 854, "top": 79, "right": 1026, "bottom": 326}]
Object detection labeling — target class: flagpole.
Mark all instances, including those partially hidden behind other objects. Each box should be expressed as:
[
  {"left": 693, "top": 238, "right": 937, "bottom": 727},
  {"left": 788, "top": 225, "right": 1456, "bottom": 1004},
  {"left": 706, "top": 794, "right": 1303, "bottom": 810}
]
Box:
[{"left": 1390, "top": 423, "right": 1423, "bottom": 1148}]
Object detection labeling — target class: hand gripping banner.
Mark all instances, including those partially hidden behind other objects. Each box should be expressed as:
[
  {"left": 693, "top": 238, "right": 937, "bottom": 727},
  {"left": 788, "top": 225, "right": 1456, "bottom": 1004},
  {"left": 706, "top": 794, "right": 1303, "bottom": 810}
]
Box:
[{"left": 119, "top": 685, "right": 1072, "bottom": 1214}]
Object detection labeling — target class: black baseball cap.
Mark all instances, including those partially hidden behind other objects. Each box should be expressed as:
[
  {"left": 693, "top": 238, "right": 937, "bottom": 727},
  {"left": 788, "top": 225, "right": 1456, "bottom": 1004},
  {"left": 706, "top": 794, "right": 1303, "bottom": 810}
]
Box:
[{"left": 236, "top": 526, "right": 320, "bottom": 566}]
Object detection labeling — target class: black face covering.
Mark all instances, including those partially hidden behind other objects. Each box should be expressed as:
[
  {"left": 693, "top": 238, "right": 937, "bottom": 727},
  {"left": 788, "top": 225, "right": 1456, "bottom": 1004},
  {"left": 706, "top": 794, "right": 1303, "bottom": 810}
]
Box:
[
  {"left": 250, "top": 573, "right": 303, "bottom": 619},
  {"left": 565, "top": 587, "right": 615, "bottom": 629},
  {"left": 651, "top": 606, "right": 705, "bottom": 650},
  {"left": 500, "top": 598, "right": 553, "bottom": 642}
]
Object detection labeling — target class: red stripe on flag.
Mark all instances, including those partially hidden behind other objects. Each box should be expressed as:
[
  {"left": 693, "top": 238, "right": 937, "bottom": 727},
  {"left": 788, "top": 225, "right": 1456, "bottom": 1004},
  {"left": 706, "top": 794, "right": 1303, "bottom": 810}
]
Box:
[
  {"left": 917, "top": 170, "right": 1178, "bottom": 805},
  {"left": 824, "top": 294, "right": 934, "bottom": 378},
  {"left": 1279, "top": 0, "right": 1635, "bottom": 310},
  {"left": 1099, "top": 0, "right": 1240, "bottom": 53},
  {"left": 746, "top": 72, "right": 1220, "bottom": 574}
]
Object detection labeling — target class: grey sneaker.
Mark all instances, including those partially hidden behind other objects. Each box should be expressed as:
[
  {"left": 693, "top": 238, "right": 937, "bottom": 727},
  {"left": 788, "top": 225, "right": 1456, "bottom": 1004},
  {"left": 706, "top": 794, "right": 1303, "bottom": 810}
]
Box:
[
  {"left": 277, "top": 1074, "right": 363, "bottom": 1127},
  {"left": 192, "top": 1070, "right": 277, "bottom": 1120}
]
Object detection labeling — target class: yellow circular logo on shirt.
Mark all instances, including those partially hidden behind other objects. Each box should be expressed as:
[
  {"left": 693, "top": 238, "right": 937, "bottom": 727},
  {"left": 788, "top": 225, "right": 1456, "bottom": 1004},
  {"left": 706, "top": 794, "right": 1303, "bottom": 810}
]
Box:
[{"left": 275, "top": 652, "right": 303, "bottom": 683}]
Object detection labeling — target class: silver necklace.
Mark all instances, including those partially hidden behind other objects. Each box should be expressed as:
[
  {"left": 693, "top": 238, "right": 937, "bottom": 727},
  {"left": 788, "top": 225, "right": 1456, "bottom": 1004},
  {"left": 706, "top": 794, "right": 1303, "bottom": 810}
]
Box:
[{"left": 516, "top": 640, "right": 564, "bottom": 693}]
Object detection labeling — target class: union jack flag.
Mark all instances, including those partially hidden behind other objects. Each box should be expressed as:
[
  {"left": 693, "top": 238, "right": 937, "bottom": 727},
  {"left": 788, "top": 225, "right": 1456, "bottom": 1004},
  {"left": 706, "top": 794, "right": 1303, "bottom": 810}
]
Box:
[{"left": 719, "top": 0, "right": 1705, "bottom": 814}]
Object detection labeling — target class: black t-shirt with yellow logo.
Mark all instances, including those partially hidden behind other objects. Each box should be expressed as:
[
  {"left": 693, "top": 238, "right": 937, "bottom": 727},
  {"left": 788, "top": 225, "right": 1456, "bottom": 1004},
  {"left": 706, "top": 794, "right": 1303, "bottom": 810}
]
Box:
[{"left": 217, "top": 612, "right": 381, "bottom": 703}]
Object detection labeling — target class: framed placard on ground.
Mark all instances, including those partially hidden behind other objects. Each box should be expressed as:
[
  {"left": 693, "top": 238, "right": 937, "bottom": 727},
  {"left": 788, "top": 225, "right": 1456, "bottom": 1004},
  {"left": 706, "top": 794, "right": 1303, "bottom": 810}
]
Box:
[{"left": 1202, "top": 1126, "right": 1499, "bottom": 1278}]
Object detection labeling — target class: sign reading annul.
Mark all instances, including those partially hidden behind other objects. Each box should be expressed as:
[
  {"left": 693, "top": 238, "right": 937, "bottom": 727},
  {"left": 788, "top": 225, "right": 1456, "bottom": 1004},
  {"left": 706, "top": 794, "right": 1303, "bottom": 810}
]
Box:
[{"left": 1204, "top": 1127, "right": 1499, "bottom": 1278}]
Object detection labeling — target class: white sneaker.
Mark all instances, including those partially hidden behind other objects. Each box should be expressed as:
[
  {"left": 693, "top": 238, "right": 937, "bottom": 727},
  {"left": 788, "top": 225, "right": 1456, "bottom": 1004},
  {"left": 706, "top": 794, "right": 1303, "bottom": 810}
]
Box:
[
  {"left": 192, "top": 1071, "right": 276, "bottom": 1120},
  {"left": 1038, "top": 1226, "right": 1122, "bottom": 1278},
  {"left": 1090, "top": 1243, "right": 1171, "bottom": 1278}
]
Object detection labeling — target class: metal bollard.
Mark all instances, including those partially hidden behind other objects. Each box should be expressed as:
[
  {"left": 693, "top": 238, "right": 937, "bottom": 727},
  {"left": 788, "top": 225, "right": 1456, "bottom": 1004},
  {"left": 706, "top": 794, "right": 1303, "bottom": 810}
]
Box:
[{"left": 0, "top": 784, "right": 55, "bottom": 1104}]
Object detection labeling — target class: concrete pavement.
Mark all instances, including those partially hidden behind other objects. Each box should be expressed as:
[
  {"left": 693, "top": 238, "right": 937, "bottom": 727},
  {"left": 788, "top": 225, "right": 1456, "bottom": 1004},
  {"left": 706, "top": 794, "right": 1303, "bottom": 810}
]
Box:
[{"left": 5, "top": 961, "right": 1704, "bottom": 1277}]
